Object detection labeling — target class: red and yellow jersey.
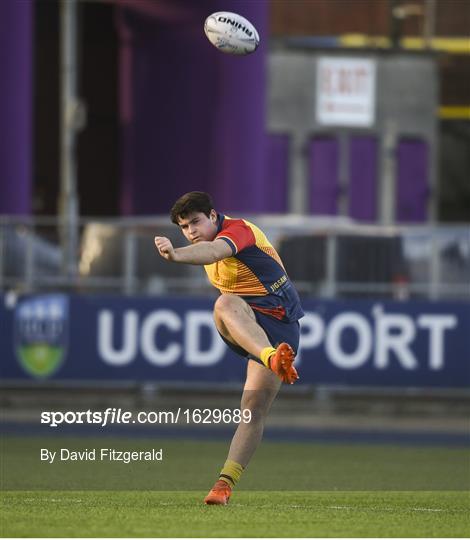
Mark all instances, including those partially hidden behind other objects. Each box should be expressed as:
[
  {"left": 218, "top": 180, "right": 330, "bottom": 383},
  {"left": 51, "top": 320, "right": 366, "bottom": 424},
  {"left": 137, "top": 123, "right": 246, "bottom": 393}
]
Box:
[{"left": 204, "top": 215, "right": 304, "bottom": 322}]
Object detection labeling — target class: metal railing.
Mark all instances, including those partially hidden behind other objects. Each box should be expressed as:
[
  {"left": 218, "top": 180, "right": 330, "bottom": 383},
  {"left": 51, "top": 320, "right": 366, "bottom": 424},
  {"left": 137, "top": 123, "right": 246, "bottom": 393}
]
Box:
[{"left": 1, "top": 215, "right": 469, "bottom": 300}]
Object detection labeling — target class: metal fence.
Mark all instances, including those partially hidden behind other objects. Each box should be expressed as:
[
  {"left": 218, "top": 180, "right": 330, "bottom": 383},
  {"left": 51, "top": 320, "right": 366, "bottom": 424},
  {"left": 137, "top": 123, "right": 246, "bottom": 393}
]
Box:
[{"left": 1, "top": 215, "right": 469, "bottom": 300}]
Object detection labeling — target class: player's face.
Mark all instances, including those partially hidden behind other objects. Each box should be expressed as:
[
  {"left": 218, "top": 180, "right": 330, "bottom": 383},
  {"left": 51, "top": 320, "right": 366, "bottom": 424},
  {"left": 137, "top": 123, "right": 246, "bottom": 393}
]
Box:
[{"left": 177, "top": 210, "right": 218, "bottom": 244}]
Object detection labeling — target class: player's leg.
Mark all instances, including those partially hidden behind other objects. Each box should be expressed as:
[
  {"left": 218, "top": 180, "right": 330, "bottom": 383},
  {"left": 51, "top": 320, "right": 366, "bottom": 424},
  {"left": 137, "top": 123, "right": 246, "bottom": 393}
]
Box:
[
  {"left": 204, "top": 299, "right": 301, "bottom": 505},
  {"left": 204, "top": 360, "right": 280, "bottom": 505},
  {"left": 213, "top": 294, "right": 298, "bottom": 383},
  {"left": 213, "top": 294, "right": 270, "bottom": 358},
  {"left": 227, "top": 358, "right": 281, "bottom": 466}
]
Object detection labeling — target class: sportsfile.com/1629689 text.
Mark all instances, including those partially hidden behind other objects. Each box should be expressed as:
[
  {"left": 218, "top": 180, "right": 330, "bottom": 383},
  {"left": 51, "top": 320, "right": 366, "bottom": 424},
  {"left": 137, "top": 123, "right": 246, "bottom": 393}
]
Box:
[{"left": 40, "top": 408, "right": 252, "bottom": 428}]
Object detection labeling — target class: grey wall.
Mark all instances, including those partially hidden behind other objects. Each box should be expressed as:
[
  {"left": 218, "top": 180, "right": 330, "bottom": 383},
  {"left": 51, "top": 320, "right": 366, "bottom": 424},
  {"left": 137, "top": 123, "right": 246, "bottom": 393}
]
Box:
[{"left": 268, "top": 49, "right": 438, "bottom": 223}]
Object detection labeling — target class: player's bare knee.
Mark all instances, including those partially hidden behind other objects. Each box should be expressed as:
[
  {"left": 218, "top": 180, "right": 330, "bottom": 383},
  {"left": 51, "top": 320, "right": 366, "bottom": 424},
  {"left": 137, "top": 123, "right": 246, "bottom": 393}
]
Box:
[
  {"left": 214, "top": 294, "right": 254, "bottom": 320},
  {"left": 214, "top": 294, "right": 237, "bottom": 314}
]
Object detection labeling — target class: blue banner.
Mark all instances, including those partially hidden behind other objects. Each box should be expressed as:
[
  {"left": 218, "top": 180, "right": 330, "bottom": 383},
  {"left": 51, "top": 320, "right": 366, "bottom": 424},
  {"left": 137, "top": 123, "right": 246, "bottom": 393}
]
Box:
[{"left": 1, "top": 294, "right": 469, "bottom": 388}]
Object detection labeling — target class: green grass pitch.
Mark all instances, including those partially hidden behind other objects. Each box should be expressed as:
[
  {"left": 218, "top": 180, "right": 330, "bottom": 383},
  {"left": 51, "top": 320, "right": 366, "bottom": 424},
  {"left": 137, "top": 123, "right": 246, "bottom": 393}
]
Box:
[
  {"left": 1, "top": 437, "right": 469, "bottom": 537},
  {"left": 2, "top": 490, "right": 469, "bottom": 537}
]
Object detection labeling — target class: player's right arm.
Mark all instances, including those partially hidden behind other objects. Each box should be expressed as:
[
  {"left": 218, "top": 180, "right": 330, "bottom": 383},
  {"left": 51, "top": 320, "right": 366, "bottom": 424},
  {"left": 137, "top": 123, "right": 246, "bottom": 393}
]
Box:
[{"left": 154, "top": 236, "right": 232, "bottom": 265}]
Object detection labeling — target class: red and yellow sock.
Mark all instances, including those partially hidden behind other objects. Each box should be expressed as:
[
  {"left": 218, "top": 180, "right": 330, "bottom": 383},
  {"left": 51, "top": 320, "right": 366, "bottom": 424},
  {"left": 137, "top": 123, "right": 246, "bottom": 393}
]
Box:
[
  {"left": 219, "top": 459, "right": 244, "bottom": 488},
  {"left": 260, "top": 346, "right": 276, "bottom": 368}
]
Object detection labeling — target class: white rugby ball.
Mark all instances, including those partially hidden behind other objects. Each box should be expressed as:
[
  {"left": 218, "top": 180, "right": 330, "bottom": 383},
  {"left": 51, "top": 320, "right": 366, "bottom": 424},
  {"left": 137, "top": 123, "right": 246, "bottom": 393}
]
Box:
[{"left": 204, "top": 11, "right": 260, "bottom": 55}]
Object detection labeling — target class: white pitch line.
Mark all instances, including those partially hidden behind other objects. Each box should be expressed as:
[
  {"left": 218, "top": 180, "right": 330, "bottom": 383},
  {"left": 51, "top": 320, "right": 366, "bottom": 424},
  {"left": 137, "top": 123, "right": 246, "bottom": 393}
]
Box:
[
  {"left": 411, "top": 507, "right": 445, "bottom": 512},
  {"left": 20, "top": 498, "right": 84, "bottom": 503},
  {"left": 231, "top": 503, "right": 449, "bottom": 512},
  {"left": 9, "top": 499, "right": 448, "bottom": 513},
  {"left": 327, "top": 505, "right": 446, "bottom": 513}
]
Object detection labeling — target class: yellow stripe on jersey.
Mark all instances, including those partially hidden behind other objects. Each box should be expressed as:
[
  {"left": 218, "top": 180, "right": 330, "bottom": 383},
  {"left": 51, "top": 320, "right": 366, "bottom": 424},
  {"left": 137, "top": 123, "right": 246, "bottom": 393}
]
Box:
[
  {"left": 204, "top": 217, "right": 284, "bottom": 296},
  {"left": 259, "top": 245, "right": 285, "bottom": 269},
  {"left": 204, "top": 257, "right": 266, "bottom": 296}
]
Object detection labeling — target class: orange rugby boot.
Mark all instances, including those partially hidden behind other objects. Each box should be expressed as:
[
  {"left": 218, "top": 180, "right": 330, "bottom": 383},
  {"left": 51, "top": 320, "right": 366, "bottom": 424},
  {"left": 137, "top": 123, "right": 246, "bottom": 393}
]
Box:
[
  {"left": 269, "top": 342, "right": 299, "bottom": 384},
  {"left": 204, "top": 480, "right": 232, "bottom": 505}
]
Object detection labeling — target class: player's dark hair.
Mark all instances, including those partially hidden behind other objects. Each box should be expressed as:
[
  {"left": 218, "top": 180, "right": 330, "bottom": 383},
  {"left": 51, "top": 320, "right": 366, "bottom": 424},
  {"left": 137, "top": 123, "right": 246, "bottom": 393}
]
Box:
[{"left": 170, "top": 191, "right": 214, "bottom": 224}]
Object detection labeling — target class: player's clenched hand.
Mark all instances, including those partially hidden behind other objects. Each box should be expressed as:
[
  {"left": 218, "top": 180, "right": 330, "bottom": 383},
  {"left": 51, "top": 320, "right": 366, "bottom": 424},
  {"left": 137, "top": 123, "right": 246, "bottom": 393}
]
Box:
[{"left": 154, "top": 236, "right": 177, "bottom": 261}]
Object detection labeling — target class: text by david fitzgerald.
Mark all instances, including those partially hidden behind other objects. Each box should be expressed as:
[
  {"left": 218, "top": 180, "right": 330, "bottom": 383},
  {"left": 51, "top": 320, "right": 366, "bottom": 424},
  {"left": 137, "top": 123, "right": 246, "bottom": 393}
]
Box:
[{"left": 40, "top": 448, "right": 163, "bottom": 464}]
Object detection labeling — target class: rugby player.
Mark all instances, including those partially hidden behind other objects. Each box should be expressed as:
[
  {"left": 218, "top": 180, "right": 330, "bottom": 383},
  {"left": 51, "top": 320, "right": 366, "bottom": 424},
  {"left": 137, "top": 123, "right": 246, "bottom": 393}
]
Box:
[{"left": 154, "top": 192, "right": 304, "bottom": 505}]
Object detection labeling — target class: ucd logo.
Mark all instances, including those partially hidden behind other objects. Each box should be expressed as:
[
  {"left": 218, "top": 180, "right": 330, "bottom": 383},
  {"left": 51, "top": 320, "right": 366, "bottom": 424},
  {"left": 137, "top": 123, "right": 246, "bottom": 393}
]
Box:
[{"left": 14, "top": 295, "right": 69, "bottom": 378}]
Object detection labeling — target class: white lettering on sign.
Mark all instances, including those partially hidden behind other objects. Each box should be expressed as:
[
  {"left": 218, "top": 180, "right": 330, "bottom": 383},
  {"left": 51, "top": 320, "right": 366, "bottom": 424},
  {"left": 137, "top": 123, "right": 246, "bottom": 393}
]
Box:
[
  {"left": 140, "top": 310, "right": 181, "bottom": 366},
  {"left": 373, "top": 307, "right": 417, "bottom": 370},
  {"left": 299, "top": 306, "right": 458, "bottom": 371},
  {"left": 185, "top": 311, "right": 226, "bottom": 366},
  {"left": 98, "top": 310, "right": 138, "bottom": 365},
  {"left": 417, "top": 315, "right": 457, "bottom": 370},
  {"left": 326, "top": 312, "right": 372, "bottom": 369},
  {"left": 97, "top": 306, "right": 459, "bottom": 372},
  {"left": 296, "top": 313, "right": 324, "bottom": 365},
  {"left": 97, "top": 309, "right": 224, "bottom": 367}
]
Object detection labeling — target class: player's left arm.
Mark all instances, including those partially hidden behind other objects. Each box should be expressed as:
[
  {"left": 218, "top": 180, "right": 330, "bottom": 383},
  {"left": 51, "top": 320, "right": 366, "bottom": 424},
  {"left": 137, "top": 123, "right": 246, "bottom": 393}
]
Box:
[{"left": 154, "top": 237, "right": 232, "bottom": 265}]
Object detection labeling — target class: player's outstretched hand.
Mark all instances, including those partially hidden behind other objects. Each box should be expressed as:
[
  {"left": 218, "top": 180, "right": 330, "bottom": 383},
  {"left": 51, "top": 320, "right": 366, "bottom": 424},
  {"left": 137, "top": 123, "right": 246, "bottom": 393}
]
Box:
[{"left": 154, "top": 236, "right": 176, "bottom": 261}]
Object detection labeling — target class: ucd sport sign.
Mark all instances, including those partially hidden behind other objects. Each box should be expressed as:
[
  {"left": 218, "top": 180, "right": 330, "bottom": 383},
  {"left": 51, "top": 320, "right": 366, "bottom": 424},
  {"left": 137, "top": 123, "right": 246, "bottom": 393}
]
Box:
[{"left": 1, "top": 294, "right": 469, "bottom": 388}]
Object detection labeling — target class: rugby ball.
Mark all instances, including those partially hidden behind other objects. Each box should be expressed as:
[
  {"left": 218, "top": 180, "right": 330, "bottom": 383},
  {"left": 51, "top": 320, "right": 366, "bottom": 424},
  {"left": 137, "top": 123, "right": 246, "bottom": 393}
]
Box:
[{"left": 204, "top": 11, "right": 260, "bottom": 55}]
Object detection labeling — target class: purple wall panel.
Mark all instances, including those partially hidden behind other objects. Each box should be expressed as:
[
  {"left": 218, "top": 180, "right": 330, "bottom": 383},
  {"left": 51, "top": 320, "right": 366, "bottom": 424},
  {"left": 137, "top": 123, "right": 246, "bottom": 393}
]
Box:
[
  {"left": 265, "top": 134, "right": 289, "bottom": 212},
  {"left": 119, "top": 0, "right": 269, "bottom": 216},
  {"left": 119, "top": 5, "right": 218, "bottom": 215},
  {"left": 308, "top": 137, "right": 340, "bottom": 215},
  {"left": 396, "top": 139, "right": 429, "bottom": 222},
  {"left": 209, "top": 0, "right": 268, "bottom": 213},
  {"left": 349, "top": 136, "right": 378, "bottom": 221},
  {"left": 0, "top": 0, "right": 33, "bottom": 215}
]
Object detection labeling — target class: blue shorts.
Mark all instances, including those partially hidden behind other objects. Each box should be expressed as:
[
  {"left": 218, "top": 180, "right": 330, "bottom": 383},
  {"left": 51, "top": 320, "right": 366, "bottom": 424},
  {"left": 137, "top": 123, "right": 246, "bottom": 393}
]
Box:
[{"left": 218, "top": 309, "right": 301, "bottom": 362}]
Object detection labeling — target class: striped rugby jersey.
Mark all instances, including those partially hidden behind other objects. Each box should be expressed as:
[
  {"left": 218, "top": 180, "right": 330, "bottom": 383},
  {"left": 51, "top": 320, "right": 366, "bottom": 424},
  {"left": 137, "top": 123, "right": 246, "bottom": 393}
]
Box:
[{"left": 204, "top": 215, "right": 304, "bottom": 323}]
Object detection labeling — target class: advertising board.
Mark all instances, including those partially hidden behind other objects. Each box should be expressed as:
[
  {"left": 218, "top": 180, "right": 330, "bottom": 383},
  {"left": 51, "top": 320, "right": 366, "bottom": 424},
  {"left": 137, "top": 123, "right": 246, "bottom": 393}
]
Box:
[{"left": 1, "top": 294, "right": 469, "bottom": 388}]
